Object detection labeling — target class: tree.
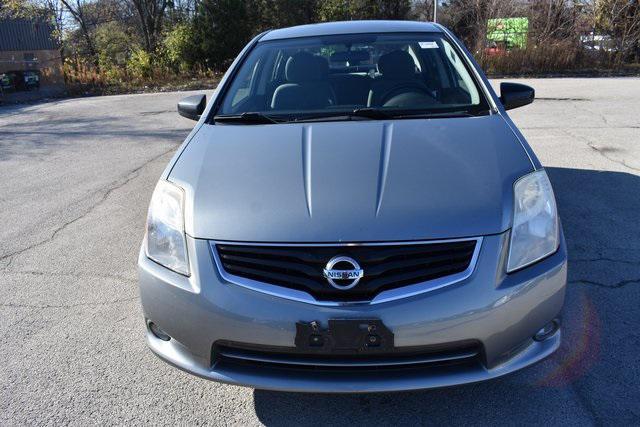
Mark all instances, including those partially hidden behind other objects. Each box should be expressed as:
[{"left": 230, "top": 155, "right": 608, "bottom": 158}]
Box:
[
  {"left": 411, "top": 0, "right": 435, "bottom": 21},
  {"left": 192, "top": 0, "right": 254, "bottom": 69},
  {"left": 160, "top": 21, "right": 196, "bottom": 72},
  {"left": 252, "top": 0, "right": 317, "bottom": 30},
  {"left": 60, "top": 0, "right": 100, "bottom": 67},
  {"left": 527, "top": 0, "right": 581, "bottom": 44},
  {"left": 94, "top": 20, "right": 134, "bottom": 69},
  {"left": 0, "top": 0, "right": 35, "bottom": 17},
  {"left": 36, "top": 0, "right": 66, "bottom": 47},
  {"left": 318, "top": 0, "right": 411, "bottom": 21},
  {"left": 130, "top": 0, "right": 170, "bottom": 53},
  {"left": 597, "top": 0, "right": 640, "bottom": 64}
]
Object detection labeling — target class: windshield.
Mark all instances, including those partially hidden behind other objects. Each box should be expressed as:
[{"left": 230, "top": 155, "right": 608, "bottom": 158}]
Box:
[{"left": 215, "top": 32, "right": 489, "bottom": 122}]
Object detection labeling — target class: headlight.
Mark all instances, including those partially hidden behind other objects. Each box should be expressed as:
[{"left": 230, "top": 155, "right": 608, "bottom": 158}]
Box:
[
  {"left": 507, "top": 170, "right": 559, "bottom": 272},
  {"left": 145, "top": 180, "right": 190, "bottom": 275}
]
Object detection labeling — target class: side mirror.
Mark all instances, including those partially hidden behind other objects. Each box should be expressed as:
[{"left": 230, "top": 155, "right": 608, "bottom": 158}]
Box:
[
  {"left": 177, "top": 94, "right": 206, "bottom": 121},
  {"left": 499, "top": 82, "right": 534, "bottom": 110}
]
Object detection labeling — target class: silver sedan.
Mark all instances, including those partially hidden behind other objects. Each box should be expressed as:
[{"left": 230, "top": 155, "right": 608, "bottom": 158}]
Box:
[{"left": 138, "top": 20, "right": 566, "bottom": 393}]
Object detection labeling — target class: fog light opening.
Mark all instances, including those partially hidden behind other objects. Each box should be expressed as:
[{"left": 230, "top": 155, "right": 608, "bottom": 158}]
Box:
[
  {"left": 148, "top": 322, "right": 171, "bottom": 341},
  {"left": 534, "top": 319, "right": 560, "bottom": 342}
]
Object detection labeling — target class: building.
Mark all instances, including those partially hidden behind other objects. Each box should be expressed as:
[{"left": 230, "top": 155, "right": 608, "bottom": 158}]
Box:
[{"left": 0, "top": 18, "right": 63, "bottom": 87}]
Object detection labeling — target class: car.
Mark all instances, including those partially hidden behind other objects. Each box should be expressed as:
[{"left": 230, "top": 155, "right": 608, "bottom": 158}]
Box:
[
  {"left": 484, "top": 41, "right": 507, "bottom": 56},
  {"left": 138, "top": 20, "right": 566, "bottom": 393},
  {"left": 0, "top": 72, "right": 16, "bottom": 92},
  {"left": 20, "top": 70, "right": 41, "bottom": 90}
]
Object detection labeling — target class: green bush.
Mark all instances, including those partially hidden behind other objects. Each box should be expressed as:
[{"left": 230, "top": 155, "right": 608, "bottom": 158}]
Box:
[
  {"left": 127, "top": 48, "right": 153, "bottom": 79},
  {"left": 95, "top": 22, "right": 133, "bottom": 72},
  {"left": 160, "top": 23, "right": 196, "bottom": 73}
]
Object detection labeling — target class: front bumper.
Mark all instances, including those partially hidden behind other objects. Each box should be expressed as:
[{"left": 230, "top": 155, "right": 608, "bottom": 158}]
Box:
[{"left": 138, "top": 231, "right": 567, "bottom": 393}]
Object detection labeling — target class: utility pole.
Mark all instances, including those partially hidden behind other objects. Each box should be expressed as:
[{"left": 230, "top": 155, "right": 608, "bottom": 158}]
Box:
[{"left": 433, "top": 0, "right": 437, "bottom": 23}]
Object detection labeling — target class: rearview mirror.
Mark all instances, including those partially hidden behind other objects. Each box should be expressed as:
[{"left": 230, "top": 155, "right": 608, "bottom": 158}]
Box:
[
  {"left": 499, "top": 83, "right": 534, "bottom": 111},
  {"left": 178, "top": 94, "right": 206, "bottom": 121}
]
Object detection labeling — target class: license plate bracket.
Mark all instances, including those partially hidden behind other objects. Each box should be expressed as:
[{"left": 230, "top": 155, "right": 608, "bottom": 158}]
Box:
[{"left": 295, "top": 319, "right": 394, "bottom": 353}]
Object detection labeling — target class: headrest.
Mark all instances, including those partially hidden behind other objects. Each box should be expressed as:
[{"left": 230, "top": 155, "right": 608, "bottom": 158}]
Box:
[
  {"left": 285, "top": 52, "right": 328, "bottom": 83},
  {"left": 377, "top": 50, "right": 416, "bottom": 78}
]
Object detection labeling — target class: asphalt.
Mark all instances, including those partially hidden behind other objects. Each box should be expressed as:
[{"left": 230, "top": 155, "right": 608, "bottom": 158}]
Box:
[{"left": 0, "top": 78, "right": 639, "bottom": 425}]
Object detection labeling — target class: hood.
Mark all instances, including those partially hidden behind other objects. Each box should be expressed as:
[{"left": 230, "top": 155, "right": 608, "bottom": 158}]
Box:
[{"left": 170, "top": 115, "right": 533, "bottom": 242}]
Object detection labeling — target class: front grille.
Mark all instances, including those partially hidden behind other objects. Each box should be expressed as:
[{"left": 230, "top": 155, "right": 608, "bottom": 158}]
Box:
[
  {"left": 214, "top": 239, "right": 477, "bottom": 302},
  {"left": 213, "top": 341, "right": 482, "bottom": 372}
]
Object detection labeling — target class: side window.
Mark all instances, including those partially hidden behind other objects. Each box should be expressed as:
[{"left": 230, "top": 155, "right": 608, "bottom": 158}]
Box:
[{"left": 230, "top": 59, "right": 260, "bottom": 108}]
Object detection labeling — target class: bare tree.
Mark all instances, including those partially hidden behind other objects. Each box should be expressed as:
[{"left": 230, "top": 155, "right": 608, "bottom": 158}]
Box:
[
  {"left": 130, "top": 0, "right": 169, "bottom": 53},
  {"left": 411, "top": 0, "right": 435, "bottom": 22},
  {"left": 39, "top": 0, "right": 65, "bottom": 45},
  {"left": 527, "top": 0, "right": 581, "bottom": 45},
  {"left": 597, "top": 0, "right": 640, "bottom": 64},
  {"left": 59, "top": 0, "right": 100, "bottom": 66}
]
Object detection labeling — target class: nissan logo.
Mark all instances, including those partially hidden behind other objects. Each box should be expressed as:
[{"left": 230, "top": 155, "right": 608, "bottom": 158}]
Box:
[{"left": 322, "top": 256, "right": 364, "bottom": 290}]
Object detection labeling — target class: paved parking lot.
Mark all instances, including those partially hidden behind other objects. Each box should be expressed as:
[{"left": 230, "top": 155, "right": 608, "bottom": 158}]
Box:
[{"left": 1, "top": 78, "right": 639, "bottom": 425}]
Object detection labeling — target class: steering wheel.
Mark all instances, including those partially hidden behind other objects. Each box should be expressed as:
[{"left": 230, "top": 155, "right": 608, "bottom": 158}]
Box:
[{"left": 379, "top": 83, "right": 435, "bottom": 107}]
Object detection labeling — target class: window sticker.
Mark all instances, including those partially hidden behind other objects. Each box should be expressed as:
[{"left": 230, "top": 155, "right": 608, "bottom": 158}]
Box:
[{"left": 419, "top": 41, "right": 438, "bottom": 49}]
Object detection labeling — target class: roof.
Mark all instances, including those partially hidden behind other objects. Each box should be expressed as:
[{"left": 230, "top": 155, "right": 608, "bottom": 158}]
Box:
[
  {"left": 260, "top": 20, "right": 441, "bottom": 41},
  {"left": 0, "top": 19, "right": 58, "bottom": 51}
]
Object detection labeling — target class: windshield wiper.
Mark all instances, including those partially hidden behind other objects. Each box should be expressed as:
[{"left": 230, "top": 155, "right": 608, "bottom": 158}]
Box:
[
  {"left": 350, "top": 108, "right": 393, "bottom": 120},
  {"left": 390, "top": 108, "right": 491, "bottom": 119},
  {"left": 214, "top": 112, "right": 282, "bottom": 124},
  {"left": 290, "top": 108, "right": 392, "bottom": 123},
  {"left": 394, "top": 111, "right": 475, "bottom": 119},
  {"left": 349, "top": 107, "right": 488, "bottom": 120}
]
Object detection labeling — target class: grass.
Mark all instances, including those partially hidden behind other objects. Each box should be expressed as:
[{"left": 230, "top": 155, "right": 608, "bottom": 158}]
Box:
[
  {"left": 62, "top": 62, "right": 223, "bottom": 96},
  {"left": 479, "top": 41, "right": 639, "bottom": 77}
]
